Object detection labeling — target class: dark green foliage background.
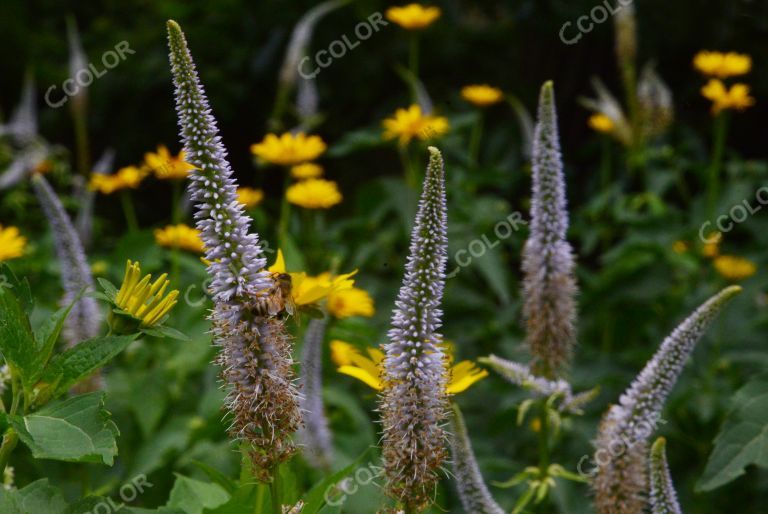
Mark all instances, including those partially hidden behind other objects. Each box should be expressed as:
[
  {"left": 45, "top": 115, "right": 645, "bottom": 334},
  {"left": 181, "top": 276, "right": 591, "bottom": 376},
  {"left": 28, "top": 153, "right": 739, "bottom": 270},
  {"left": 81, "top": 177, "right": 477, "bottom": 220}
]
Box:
[{"left": 0, "top": 0, "right": 767, "bottom": 512}]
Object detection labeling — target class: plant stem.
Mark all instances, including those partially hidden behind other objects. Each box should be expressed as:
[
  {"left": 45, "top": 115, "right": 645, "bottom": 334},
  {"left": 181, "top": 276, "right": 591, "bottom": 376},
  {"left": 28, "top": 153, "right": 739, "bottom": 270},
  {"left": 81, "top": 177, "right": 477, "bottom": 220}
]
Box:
[
  {"left": 278, "top": 172, "right": 292, "bottom": 246},
  {"left": 72, "top": 104, "right": 91, "bottom": 177},
  {"left": 121, "top": 191, "right": 139, "bottom": 233},
  {"left": 599, "top": 135, "right": 612, "bottom": 192},
  {"left": 270, "top": 468, "right": 281, "bottom": 514},
  {"left": 171, "top": 179, "right": 182, "bottom": 224},
  {"left": 538, "top": 400, "right": 550, "bottom": 474},
  {"left": 0, "top": 431, "right": 18, "bottom": 475},
  {"left": 408, "top": 33, "right": 419, "bottom": 82},
  {"left": 398, "top": 144, "right": 417, "bottom": 189},
  {"left": 707, "top": 112, "right": 729, "bottom": 220},
  {"left": 468, "top": 111, "right": 483, "bottom": 171}
]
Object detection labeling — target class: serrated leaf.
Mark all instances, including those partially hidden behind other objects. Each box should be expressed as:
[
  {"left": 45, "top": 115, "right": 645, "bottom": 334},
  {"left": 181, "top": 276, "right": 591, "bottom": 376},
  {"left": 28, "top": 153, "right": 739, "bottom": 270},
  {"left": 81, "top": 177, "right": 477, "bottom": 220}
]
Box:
[
  {"left": 0, "top": 478, "right": 67, "bottom": 514},
  {"left": 166, "top": 475, "right": 230, "bottom": 514},
  {"left": 141, "top": 325, "right": 189, "bottom": 341},
  {"left": 697, "top": 374, "right": 768, "bottom": 491},
  {"left": 0, "top": 285, "right": 36, "bottom": 382},
  {"left": 9, "top": 392, "right": 119, "bottom": 465},
  {"left": 303, "top": 449, "right": 372, "bottom": 514},
  {"left": 31, "top": 297, "right": 78, "bottom": 382},
  {"left": 39, "top": 334, "right": 137, "bottom": 399},
  {"left": 97, "top": 277, "right": 118, "bottom": 301},
  {"left": 0, "top": 263, "right": 33, "bottom": 313}
]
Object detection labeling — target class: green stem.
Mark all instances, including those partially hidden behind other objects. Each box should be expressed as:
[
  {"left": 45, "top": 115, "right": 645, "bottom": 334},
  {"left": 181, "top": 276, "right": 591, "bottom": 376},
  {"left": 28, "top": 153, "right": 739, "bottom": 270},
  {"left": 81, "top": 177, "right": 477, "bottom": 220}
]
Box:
[
  {"left": 408, "top": 33, "right": 419, "bottom": 83},
  {"left": 278, "top": 172, "right": 292, "bottom": 246},
  {"left": 468, "top": 111, "right": 483, "bottom": 171},
  {"left": 268, "top": 84, "right": 291, "bottom": 133},
  {"left": 121, "top": 191, "right": 139, "bottom": 233},
  {"left": 599, "top": 135, "right": 612, "bottom": 192},
  {"left": 270, "top": 469, "right": 281, "bottom": 514},
  {"left": 255, "top": 483, "right": 266, "bottom": 514},
  {"left": 398, "top": 145, "right": 417, "bottom": 189},
  {"left": 0, "top": 431, "right": 18, "bottom": 475},
  {"left": 171, "top": 180, "right": 182, "bottom": 224},
  {"left": 707, "top": 112, "right": 729, "bottom": 220},
  {"left": 538, "top": 400, "right": 550, "bottom": 475},
  {"left": 72, "top": 103, "right": 91, "bottom": 176}
]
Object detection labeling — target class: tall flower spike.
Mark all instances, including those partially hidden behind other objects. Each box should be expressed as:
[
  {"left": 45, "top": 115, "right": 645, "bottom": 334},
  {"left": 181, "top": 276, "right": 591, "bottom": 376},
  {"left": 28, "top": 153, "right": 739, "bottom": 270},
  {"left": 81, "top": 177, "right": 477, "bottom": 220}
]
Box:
[
  {"left": 649, "top": 437, "right": 683, "bottom": 514},
  {"left": 593, "top": 286, "right": 741, "bottom": 514},
  {"left": 380, "top": 146, "right": 449, "bottom": 512},
  {"left": 522, "top": 81, "right": 578, "bottom": 378},
  {"left": 167, "top": 20, "right": 271, "bottom": 304},
  {"left": 167, "top": 20, "right": 301, "bottom": 478},
  {"left": 298, "top": 318, "right": 333, "bottom": 470},
  {"left": 31, "top": 174, "right": 100, "bottom": 347},
  {"left": 450, "top": 403, "right": 505, "bottom": 514}
]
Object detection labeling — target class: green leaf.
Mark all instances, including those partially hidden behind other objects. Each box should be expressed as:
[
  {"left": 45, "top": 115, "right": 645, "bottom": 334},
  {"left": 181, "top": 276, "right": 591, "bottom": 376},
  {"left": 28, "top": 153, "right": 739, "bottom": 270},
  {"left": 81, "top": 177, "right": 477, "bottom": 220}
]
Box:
[
  {"left": 0, "top": 285, "right": 36, "bottom": 382},
  {"left": 303, "top": 449, "right": 372, "bottom": 514},
  {"left": 0, "top": 263, "right": 33, "bottom": 313},
  {"left": 9, "top": 392, "right": 119, "bottom": 465},
  {"left": 31, "top": 297, "right": 78, "bottom": 381},
  {"left": 697, "top": 373, "right": 768, "bottom": 491},
  {"left": 166, "top": 475, "right": 230, "bottom": 514},
  {"left": 97, "top": 277, "right": 119, "bottom": 301},
  {"left": 0, "top": 479, "right": 67, "bottom": 514},
  {"left": 38, "top": 335, "right": 137, "bottom": 400},
  {"left": 141, "top": 325, "right": 190, "bottom": 341}
]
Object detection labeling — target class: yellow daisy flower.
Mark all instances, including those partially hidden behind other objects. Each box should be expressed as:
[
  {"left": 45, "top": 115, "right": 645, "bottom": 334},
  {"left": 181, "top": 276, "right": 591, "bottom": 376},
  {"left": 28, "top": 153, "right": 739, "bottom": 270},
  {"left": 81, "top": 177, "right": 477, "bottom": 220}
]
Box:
[
  {"left": 327, "top": 287, "right": 375, "bottom": 319},
  {"left": 460, "top": 84, "right": 504, "bottom": 107},
  {"left": 382, "top": 104, "right": 450, "bottom": 146},
  {"left": 693, "top": 51, "right": 752, "bottom": 78},
  {"left": 286, "top": 178, "right": 342, "bottom": 209},
  {"left": 290, "top": 162, "right": 324, "bottom": 180},
  {"left": 385, "top": 4, "right": 441, "bottom": 30},
  {"left": 115, "top": 260, "right": 179, "bottom": 327},
  {"left": 89, "top": 166, "right": 148, "bottom": 194},
  {"left": 250, "top": 132, "right": 327, "bottom": 166},
  {"left": 701, "top": 79, "right": 755, "bottom": 114},
  {"left": 144, "top": 145, "right": 195, "bottom": 180},
  {"left": 237, "top": 187, "right": 264, "bottom": 208},
  {"left": 588, "top": 113, "right": 614, "bottom": 133},
  {"left": 154, "top": 224, "right": 205, "bottom": 254},
  {"left": 267, "top": 250, "right": 356, "bottom": 306},
  {"left": 331, "top": 341, "right": 488, "bottom": 394},
  {"left": 0, "top": 225, "right": 27, "bottom": 262},
  {"left": 713, "top": 255, "right": 757, "bottom": 281}
]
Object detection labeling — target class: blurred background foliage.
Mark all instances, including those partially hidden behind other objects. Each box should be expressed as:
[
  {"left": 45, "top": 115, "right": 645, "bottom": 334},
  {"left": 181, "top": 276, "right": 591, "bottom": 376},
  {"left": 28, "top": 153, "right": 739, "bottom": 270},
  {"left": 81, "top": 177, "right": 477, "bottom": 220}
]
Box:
[{"left": 1, "top": 0, "right": 767, "bottom": 512}]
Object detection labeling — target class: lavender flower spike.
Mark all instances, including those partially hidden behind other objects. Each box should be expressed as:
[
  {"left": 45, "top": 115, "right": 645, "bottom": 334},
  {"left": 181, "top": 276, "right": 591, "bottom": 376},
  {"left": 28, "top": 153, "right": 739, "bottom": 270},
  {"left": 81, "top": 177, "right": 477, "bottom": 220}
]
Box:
[
  {"left": 31, "top": 174, "right": 100, "bottom": 346},
  {"left": 522, "top": 81, "right": 578, "bottom": 378},
  {"left": 298, "top": 318, "right": 333, "bottom": 470},
  {"left": 167, "top": 20, "right": 300, "bottom": 478},
  {"left": 167, "top": 20, "right": 271, "bottom": 304},
  {"left": 380, "top": 146, "right": 449, "bottom": 512},
  {"left": 649, "top": 437, "right": 683, "bottom": 514},
  {"left": 593, "top": 286, "right": 740, "bottom": 514},
  {"left": 450, "top": 403, "right": 505, "bottom": 514}
]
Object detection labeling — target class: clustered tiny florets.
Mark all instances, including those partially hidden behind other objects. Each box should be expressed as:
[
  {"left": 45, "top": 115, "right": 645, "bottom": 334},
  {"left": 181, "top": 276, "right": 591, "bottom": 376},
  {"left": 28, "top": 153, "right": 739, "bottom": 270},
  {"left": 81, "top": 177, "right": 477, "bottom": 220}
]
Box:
[
  {"left": 167, "top": 20, "right": 301, "bottom": 478},
  {"left": 649, "top": 437, "right": 683, "bottom": 514},
  {"left": 593, "top": 286, "right": 740, "bottom": 513},
  {"left": 379, "top": 147, "right": 449, "bottom": 511},
  {"left": 449, "top": 405, "right": 506, "bottom": 514},
  {"left": 31, "top": 174, "right": 100, "bottom": 347},
  {"left": 522, "top": 81, "right": 578, "bottom": 378},
  {"left": 298, "top": 318, "right": 333, "bottom": 470}
]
